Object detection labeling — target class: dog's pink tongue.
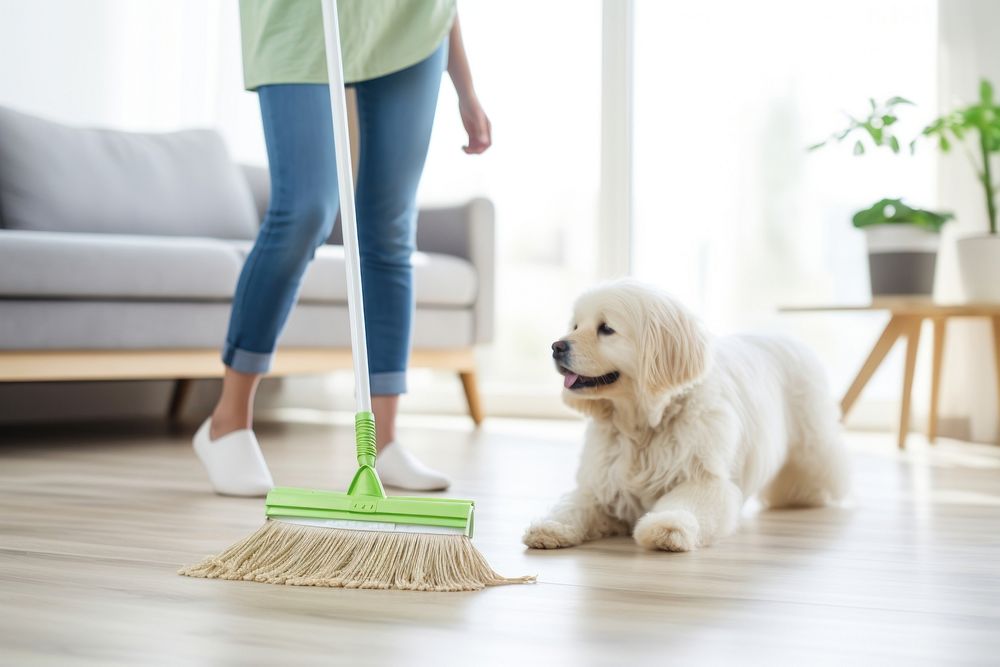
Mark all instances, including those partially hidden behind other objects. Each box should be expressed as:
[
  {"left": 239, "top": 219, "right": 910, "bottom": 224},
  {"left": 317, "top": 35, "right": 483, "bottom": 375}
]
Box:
[{"left": 563, "top": 373, "right": 579, "bottom": 388}]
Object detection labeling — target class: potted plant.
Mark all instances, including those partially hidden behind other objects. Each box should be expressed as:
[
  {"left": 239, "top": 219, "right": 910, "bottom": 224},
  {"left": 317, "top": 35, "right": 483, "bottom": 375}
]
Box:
[
  {"left": 810, "top": 97, "right": 953, "bottom": 296},
  {"left": 852, "top": 199, "right": 952, "bottom": 296},
  {"left": 918, "top": 80, "right": 1000, "bottom": 302}
]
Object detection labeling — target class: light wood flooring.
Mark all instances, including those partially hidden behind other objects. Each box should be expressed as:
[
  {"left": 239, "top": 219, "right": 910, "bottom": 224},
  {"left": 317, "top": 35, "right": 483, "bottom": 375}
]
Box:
[{"left": 1, "top": 414, "right": 998, "bottom": 666}]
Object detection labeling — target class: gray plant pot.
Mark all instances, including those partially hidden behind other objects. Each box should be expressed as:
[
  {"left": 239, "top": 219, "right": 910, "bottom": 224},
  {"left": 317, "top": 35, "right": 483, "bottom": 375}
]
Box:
[{"left": 864, "top": 224, "right": 939, "bottom": 297}]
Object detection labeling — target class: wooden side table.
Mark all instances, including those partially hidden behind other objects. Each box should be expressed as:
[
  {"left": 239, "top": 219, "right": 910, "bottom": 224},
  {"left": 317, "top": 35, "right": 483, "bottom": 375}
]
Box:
[{"left": 781, "top": 298, "right": 1000, "bottom": 449}]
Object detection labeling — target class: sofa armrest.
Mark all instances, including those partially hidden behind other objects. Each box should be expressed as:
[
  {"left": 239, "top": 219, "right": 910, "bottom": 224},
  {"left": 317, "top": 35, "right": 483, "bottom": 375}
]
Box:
[{"left": 416, "top": 198, "right": 495, "bottom": 345}]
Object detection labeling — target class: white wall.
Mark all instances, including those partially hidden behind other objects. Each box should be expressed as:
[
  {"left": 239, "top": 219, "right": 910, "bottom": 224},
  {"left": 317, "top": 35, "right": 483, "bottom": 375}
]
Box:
[
  {"left": 936, "top": 0, "right": 1000, "bottom": 442},
  {"left": 0, "top": 0, "right": 265, "bottom": 164}
]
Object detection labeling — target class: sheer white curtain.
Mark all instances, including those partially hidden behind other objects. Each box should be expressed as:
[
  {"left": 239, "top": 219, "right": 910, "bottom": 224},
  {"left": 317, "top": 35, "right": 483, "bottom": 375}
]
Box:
[
  {"left": 631, "top": 0, "right": 939, "bottom": 429},
  {"left": 409, "top": 0, "right": 604, "bottom": 418}
]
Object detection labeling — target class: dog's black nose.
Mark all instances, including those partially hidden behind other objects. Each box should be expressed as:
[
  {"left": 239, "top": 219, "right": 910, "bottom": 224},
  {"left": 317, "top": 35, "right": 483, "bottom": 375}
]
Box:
[{"left": 551, "top": 340, "right": 570, "bottom": 359}]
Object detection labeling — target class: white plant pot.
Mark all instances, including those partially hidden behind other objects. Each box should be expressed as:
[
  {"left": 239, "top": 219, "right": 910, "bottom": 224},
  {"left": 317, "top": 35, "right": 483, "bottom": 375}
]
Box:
[
  {"left": 957, "top": 234, "right": 1000, "bottom": 302},
  {"left": 864, "top": 224, "right": 939, "bottom": 297}
]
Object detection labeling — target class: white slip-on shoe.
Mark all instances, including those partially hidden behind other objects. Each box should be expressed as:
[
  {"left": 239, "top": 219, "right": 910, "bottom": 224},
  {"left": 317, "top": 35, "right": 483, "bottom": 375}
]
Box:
[
  {"left": 375, "top": 442, "right": 451, "bottom": 492},
  {"left": 192, "top": 418, "right": 274, "bottom": 497}
]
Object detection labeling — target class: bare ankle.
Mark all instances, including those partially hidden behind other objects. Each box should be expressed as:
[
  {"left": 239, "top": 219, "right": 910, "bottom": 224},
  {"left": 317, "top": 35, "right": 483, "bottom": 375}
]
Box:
[{"left": 209, "top": 411, "right": 251, "bottom": 440}]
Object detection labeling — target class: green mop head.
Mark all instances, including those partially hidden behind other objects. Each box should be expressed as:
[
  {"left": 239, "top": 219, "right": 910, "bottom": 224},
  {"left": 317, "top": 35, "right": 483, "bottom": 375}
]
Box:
[{"left": 180, "top": 412, "right": 534, "bottom": 591}]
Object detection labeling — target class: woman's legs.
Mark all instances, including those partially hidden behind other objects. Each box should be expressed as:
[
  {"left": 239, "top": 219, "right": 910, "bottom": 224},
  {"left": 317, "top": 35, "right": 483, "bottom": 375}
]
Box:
[
  {"left": 354, "top": 41, "right": 448, "bottom": 413},
  {"left": 211, "top": 84, "right": 339, "bottom": 439},
  {"left": 354, "top": 43, "right": 449, "bottom": 489},
  {"left": 372, "top": 395, "right": 399, "bottom": 448},
  {"left": 210, "top": 367, "right": 261, "bottom": 439},
  {"left": 204, "top": 44, "right": 449, "bottom": 492}
]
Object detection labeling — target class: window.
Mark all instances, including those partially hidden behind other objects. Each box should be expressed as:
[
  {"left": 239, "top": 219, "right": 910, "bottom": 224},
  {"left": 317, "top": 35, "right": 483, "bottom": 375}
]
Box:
[
  {"left": 631, "top": 0, "right": 938, "bottom": 411},
  {"left": 412, "top": 0, "right": 603, "bottom": 416}
]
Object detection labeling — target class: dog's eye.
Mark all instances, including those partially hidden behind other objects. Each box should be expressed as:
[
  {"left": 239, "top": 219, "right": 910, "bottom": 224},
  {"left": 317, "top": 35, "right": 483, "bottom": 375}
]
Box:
[{"left": 598, "top": 323, "right": 615, "bottom": 336}]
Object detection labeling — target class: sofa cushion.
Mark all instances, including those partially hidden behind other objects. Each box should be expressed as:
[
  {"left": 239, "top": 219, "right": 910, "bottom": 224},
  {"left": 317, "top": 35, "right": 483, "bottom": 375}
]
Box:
[
  {"left": 0, "top": 106, "right": 258, "bottom": 239},
  {"left": 0, "top": 230, "right": 243, "bottom": 300},
  {"left": 0, "top": 301, "right": 475, "bottom": 350},
  {"left": 0, "top": 231, "right": 477, "bottom": 307},
  {"left": 229, "top": 242, "right": 478, "bottom": 307}
]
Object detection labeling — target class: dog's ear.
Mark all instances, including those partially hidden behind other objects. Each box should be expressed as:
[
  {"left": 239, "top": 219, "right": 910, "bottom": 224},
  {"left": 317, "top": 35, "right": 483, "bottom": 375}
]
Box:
[{"left": 636, "top": 297, "right": 710, "bottom": 427}]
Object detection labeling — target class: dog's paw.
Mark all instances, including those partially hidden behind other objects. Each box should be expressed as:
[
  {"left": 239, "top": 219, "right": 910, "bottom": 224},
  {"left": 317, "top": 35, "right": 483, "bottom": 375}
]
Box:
[
  {"left": 522, "top": 520, "right": 582, "bottom": 549},
  {"left": 633, "top": 510, "right": 700, "bottom": 552}
]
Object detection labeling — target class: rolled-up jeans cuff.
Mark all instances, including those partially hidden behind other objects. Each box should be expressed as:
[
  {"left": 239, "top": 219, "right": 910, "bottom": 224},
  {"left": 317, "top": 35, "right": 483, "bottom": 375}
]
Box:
[
  {"left": 222, "top": 342, "right": 273, "bottom": 374},
  {"left": 371, "top": 371, "right": 406, "bottom": 395}
]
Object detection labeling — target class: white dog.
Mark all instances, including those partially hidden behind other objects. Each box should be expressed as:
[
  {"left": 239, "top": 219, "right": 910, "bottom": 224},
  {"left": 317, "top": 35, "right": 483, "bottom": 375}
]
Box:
[{"left": 522, "top": 280, "right": 848, "bottom": 552}]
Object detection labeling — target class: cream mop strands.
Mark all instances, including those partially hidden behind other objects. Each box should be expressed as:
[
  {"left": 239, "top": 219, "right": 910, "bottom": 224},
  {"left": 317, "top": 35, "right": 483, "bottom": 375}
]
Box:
[{"left": 180, "top": 521, "right": 534, "bottom": 591}]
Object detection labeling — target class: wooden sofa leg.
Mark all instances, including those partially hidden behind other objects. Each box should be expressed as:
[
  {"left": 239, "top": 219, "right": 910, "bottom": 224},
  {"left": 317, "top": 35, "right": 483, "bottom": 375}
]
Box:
[
  {"left": 458, "top": 370, "right": 484, "bottom": 426},
  {"left": 168, "top": 379, "right": 193, "bottom": 421}
]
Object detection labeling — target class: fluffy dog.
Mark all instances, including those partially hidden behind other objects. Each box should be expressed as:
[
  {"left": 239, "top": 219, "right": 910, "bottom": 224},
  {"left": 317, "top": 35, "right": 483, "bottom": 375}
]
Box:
[{"left": 522, "top": 280, "right": 848, "bottom": 552}]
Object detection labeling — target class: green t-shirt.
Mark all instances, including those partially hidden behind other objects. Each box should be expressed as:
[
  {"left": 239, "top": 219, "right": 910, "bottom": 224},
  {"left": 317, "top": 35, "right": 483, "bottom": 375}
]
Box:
[{"left": 239, "top": 0, "right": 456, "bottom": 90}]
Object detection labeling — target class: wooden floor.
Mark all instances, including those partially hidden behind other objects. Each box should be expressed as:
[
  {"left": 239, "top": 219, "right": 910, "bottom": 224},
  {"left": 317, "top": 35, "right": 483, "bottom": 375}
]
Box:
[{"left": 1, "top": 415, "right": 999, "bottom": 666}]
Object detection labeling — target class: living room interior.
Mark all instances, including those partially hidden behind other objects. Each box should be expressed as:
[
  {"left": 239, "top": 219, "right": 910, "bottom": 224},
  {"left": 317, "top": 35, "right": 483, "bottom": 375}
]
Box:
[{"left": 1, "top": 0, "right": 999, "bottom": 664}]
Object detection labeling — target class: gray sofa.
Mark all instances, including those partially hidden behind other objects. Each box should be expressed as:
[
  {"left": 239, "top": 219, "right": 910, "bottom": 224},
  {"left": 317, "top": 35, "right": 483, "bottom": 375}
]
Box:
[{"left": 0, "top": 105, "right": 493, "bottom": 423}]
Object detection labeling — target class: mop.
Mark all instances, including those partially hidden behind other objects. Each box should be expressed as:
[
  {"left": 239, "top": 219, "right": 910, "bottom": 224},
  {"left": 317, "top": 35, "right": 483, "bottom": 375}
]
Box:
[{"left": 179, "top": 0, "right": 533, "bottom": 591}]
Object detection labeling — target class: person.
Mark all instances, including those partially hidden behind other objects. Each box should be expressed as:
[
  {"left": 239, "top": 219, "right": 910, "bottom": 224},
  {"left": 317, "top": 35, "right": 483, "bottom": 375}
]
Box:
[{"left": 192, "top": 0, "right": 491, "bottom": 497}]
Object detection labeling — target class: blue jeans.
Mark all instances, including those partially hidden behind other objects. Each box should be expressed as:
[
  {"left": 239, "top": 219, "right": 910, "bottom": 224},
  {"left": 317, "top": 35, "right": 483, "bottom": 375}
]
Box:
[{"left": 222, "top": 42, "right": 447, "bottom": 395}]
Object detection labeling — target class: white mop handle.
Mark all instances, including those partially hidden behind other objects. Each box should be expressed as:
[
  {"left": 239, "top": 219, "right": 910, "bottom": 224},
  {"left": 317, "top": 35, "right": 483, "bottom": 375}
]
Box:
[{"left": 320, "top": 0, "right": 371, "bottom": 413}]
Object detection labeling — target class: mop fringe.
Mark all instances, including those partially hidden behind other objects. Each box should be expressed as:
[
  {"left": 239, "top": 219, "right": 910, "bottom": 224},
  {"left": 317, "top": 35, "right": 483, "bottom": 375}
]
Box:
[{"left": 179, "top": 520, "right": 535, "bottom": 592}]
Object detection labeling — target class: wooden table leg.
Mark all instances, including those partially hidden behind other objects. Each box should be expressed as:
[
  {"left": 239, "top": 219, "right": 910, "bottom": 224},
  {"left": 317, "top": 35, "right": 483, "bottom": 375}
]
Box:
[
  {"left": 898, "top": 316, "right": 923, "bottom": 450},
  {"left": 928, "top": 317, "right": 946, "bottom": 444},
  {"left": 167, "top": 378, "right": 193, "bottom": 422},
  {"left": 459, "top": 370, "right": 484, "bottom": 426},
  {"left": 841, "top": 315, "right": 906, "bottom": 419}
]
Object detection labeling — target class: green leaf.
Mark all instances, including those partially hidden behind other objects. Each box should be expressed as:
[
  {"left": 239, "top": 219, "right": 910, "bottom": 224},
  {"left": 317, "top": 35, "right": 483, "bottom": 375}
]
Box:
[
  {"left": 811, "top": 94, "right": 917, "bottom": 157},
  {"left": 922, "top": 119, "right": 942, "bottom": 136},
  {"left": 981, "top": 79, "right": 994, "bottom": 106},
  {"left": 939, "top": 135, "right": 951, "bottom": 151},
  {"left": 852, "top": 198, "right": 953, "bottom": 232},
  {"left": 964, "top": 107, "right": 984, "bottom": 126}
]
